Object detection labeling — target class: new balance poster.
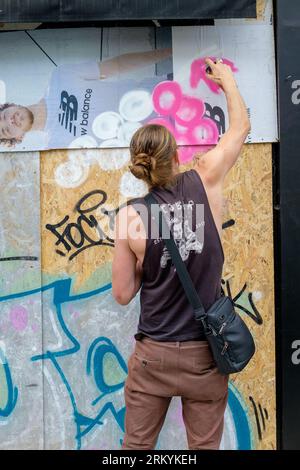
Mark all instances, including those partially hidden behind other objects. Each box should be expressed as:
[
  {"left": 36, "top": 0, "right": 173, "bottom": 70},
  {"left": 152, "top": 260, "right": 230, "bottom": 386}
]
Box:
[{"left": 0, "top": 0, "right": 277, "bottom": 154}]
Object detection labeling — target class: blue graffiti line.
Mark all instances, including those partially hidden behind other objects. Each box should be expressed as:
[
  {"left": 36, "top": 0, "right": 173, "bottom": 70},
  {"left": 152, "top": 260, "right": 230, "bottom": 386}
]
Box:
[
  {"left": 0, "top": 278, "right": 252, "bottom": 450},
  {"left": 76, "top": 402, "right": 126, "bottom": 441},
  {"left": 0, "top": 349, "right": 18, "bottom": 418},
  {"left": 32, "top": 301, "right": 80, "bottom": 362},
  {"left": 87, "top": 337, "right": 128, "bottom": 406},
  {"left": 228, "top": 382, "right": 252, "bottom": 450},
  {"left": 0, "top": 278, "right": 127, "bottom": 449},
  {"left": 0, "top": 278, "right": 111, "bottom": 304},
  {"left": 28, "top": 280, "right": 126, "bottom": 449}
]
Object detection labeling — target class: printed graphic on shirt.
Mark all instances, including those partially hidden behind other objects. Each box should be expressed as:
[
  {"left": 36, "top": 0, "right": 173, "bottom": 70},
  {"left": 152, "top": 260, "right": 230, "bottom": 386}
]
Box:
[{"left": 158, "top": 200, "right": 205, "bottom": 268}]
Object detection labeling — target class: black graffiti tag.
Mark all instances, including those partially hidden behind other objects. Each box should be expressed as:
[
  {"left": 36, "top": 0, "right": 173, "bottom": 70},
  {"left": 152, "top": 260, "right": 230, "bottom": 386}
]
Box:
[
  {"left": 221, "top": 278, "right": 263, "bottom": 325},
  {"left": 46, "top": 190, "right": 116, "bottom": 261},
  {"left": 249, "top": 396, "right": 269, "bottom": 441},
  {"left": 204, "top": 103, "right": 226, "bottom": 135}
]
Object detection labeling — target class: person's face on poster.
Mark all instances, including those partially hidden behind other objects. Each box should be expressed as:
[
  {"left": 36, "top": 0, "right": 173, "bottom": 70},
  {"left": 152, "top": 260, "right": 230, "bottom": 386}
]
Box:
[{"left": 0, "top": 105, "right": 33, "bottom": 144}]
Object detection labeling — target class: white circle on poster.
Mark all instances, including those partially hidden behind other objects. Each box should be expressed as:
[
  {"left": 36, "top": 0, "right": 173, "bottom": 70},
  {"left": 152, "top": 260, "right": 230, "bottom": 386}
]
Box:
[
  {"left": 92, "top": 112, "right": 123, "bottom": 140},
  {"left": 68, "top": 135, "right": 98, "bottom": 149},
  {"left": 68, "top": 136, "right": 98, "bottom": 165},
  {"left": 117, "top": 121, "right": 141, "bottom": 144},
  {"left": 99, "top": 138, "right": 127, "bottom": 148},
  {"left": 119, "top": 90, "right": 153, "bottom": 122}
]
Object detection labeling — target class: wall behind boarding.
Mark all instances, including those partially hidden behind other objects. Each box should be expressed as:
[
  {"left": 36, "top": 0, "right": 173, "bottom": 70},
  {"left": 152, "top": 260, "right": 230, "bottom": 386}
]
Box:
[{"left": 0, "top": 0, "right": 276, "bottom": 450}]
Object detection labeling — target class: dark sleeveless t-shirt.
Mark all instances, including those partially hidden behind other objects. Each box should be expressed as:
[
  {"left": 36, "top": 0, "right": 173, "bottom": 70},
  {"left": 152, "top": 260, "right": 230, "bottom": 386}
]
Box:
[{"left": 127, "top": 168, "right": 225, "bottom": 342}]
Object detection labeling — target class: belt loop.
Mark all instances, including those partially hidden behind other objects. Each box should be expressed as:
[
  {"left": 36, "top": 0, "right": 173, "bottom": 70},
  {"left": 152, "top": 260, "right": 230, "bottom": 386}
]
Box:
[{"left": 176, "top": 341, "right": 180, "bottom": 348}]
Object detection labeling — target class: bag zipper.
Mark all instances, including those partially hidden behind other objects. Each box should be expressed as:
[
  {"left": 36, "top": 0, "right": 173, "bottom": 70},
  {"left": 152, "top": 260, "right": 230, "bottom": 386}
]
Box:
[
  {"left": 221, "top": 341, "right": 228, "bottom": 355},
  {"left": 219, "top": 322, "right": 227, "bottom": 334}
]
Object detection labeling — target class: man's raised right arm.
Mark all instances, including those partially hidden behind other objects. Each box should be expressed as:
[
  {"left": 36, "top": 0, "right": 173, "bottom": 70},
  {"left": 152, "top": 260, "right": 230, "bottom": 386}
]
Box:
[{"left": 195, "top": 58, "right": 251, "bottom": 186}]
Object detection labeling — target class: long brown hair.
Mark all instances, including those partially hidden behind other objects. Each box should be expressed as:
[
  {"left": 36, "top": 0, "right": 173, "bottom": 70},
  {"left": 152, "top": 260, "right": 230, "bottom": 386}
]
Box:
[{"left": 129, "top": 124, "right": 179, "bottom": 190}]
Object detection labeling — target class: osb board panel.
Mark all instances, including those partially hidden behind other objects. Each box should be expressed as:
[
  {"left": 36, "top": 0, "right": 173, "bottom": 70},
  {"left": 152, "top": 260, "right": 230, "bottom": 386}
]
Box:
[
  {"left": 0, "top": 151, "right": 44, "bottom": 449},
  {"left": 40, "top": 148, "right": 131, "bottom": 292},
  {"left": 185, "top": 142, "right": 275, "bottom": 449},
  {"left": 221, "top": 143, "right": 275, "bottom": 449},
  {"left": 40, "top": 142, "right": 275, "bottom": 449},
  {"left": 257, "top": 0, "right": 268, "bottom": 21}
]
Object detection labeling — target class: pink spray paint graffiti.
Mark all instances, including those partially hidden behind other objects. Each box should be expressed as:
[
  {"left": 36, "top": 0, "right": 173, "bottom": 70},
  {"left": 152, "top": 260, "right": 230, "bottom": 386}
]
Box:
[
  {"left": 9, "top": 305, "right": 28, "bottom": 332},
  {"left": 150, "top": 57, "right": 238, "bottom": 163},
  {"left": 190, "top": 57, "right": 238, "bottom": 93}
]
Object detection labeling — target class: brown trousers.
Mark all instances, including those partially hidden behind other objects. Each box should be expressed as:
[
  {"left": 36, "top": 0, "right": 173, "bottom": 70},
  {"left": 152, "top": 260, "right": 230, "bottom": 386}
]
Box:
[{"left": 121, "top": 336, "right": 229, "bottom": 450}]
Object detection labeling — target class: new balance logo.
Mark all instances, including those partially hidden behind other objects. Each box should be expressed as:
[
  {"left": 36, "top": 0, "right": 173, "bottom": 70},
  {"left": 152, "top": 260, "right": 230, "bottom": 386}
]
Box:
[{"left": 58, "top": 90, "right": 78, "bottom": 136}]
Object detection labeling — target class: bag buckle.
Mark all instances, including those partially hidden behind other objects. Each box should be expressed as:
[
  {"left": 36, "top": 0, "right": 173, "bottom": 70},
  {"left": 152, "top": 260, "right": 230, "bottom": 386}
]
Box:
[{"left": 199, "top": 318, "right": 214, "bottom": 336}]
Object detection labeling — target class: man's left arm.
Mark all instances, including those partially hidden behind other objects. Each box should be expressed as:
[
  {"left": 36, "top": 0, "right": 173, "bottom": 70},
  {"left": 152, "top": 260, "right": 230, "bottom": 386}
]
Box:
[{"left": 112, "top": 206, "right": 143, "bottom": 305}]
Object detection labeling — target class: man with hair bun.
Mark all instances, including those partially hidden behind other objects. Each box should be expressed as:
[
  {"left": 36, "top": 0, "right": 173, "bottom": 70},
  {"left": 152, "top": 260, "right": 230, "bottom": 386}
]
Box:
[{"left": 112, "top": 57, "right": 250, "bottom": 450}]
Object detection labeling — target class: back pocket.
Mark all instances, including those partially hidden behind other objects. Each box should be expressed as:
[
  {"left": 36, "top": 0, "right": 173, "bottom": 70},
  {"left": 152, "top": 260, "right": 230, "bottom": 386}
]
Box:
[{"left": 134, "top": 352, "right": 162, "bottom": 370}]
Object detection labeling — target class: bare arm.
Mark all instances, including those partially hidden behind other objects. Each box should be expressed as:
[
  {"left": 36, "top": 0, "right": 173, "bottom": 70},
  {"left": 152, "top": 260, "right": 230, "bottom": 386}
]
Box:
[
  {"left": 112, "top": 206, "right": 143, "bottom": 305},
  {"left": 195, "top": 58, "right": 251, "bottom": 186},
  {"left": 98, "top": 48, "right": 172, "bottom": 79}
]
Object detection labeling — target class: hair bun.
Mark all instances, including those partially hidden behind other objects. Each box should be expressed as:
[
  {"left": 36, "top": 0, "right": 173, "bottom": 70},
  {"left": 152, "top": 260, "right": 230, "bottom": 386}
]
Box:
[
  {"left": 128, "top": 163, "right": 148, "bottom": 180},
  {"left": 134, "top": 152, "right": 152, "bottom": 168},
  {"left": 128, "top": 153, "right": 151, "bottom": 180},
  {"left": 133, "top": 153, "right": 157, "bottom": 172}
]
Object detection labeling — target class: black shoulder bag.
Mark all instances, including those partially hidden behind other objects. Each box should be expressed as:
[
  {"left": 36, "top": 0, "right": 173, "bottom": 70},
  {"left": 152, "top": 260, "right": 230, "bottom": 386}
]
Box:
[{"left": 144, "top": 192, "right": 255, "bottom": 375}]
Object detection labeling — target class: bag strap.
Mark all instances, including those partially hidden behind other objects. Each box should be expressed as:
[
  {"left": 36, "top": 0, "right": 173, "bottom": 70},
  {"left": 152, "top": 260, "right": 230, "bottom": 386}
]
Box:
[{"left": 144, "top": 192, "right": 207, "bottom": 324}]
